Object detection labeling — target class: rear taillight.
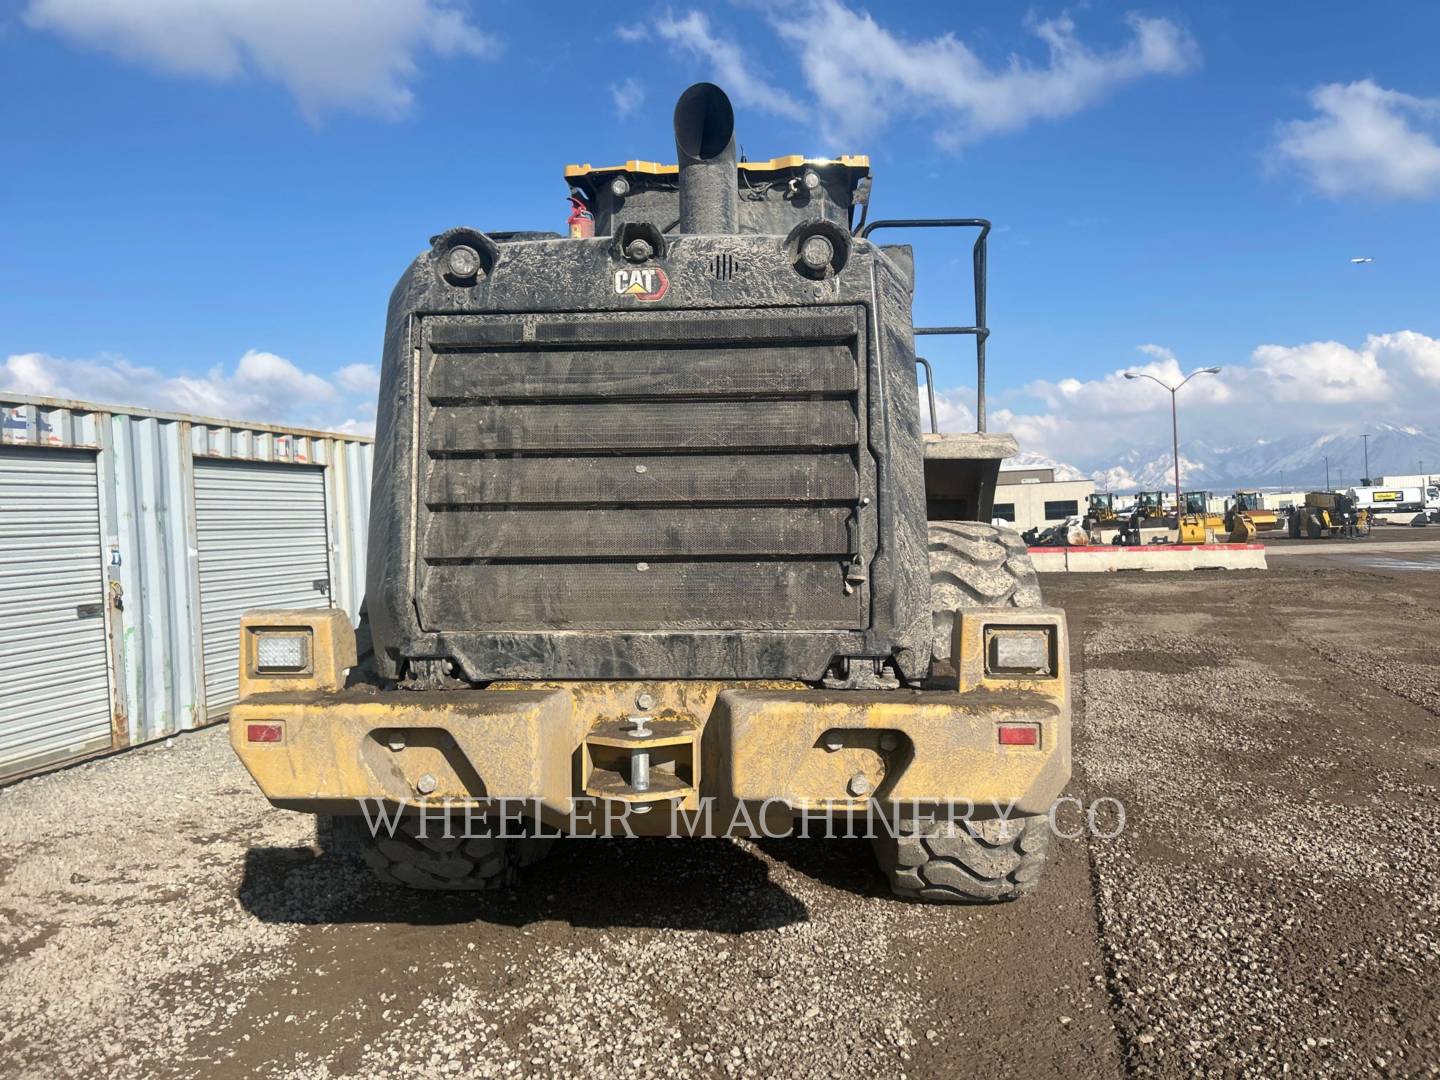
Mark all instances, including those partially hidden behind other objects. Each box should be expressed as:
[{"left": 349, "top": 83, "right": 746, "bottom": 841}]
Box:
[
  {"left": 997, "top": 723, "right": 1039, "bottom": 747},
  {"left": 246, "top": 723, "right": 284, "bottom": 744}
]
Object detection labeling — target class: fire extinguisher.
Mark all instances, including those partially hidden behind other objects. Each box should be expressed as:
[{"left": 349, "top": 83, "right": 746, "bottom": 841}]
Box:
[{"left": 568, "top": 195, "right": 594, "bottom": 239}]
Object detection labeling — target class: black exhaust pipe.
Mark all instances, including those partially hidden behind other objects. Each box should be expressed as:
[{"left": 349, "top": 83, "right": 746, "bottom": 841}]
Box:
[{"left": 674, "top": 82, "right": 738, "bottom": 235}]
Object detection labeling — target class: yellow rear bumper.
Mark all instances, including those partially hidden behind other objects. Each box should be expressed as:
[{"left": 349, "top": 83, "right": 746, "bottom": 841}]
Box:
[
  {"left": 230, "top": 607, "right": 1070, "bottom": 835},
  {"left": 232, "top": 683, "right": 1067, "bottom": 831}
]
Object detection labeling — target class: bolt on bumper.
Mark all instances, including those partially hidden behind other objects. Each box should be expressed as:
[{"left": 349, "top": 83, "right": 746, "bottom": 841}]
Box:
[{"left": 230, "top": 607, "right": 1070, "bottom": 833}]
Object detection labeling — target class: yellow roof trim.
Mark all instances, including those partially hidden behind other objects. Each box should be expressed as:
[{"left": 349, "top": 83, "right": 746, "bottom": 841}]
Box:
[{"left": 564, "top": 154, "right": 869, "bottom": 179}]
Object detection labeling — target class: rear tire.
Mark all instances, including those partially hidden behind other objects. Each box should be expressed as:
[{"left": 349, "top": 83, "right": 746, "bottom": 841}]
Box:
[
  {"left": 872, "top": 816, "right": 1050, "bottom": 903},
  {"left": 323, "top": 814, "right": 553, "bottom": 891},
  {"left": 888, "top": 521, "right": 1051, "bottom": 904},
  {"left": 927, "top": 521, "right": 1042, "bottom": 673}
]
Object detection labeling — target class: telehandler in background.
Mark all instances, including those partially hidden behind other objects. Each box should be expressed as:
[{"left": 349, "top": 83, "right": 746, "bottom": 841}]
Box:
[
  {"left": 229, "top": 84, "right": 1070, "bottom": 904},
  {"left": 1286, "top": 491, "right": 1369, "bottom": 539}
]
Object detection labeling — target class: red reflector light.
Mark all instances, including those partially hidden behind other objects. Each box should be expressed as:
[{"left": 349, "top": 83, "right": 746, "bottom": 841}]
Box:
[
  {"left": 246, "top": 723, "right": 284, "bottom": 744},
  {"left": 998, "top": 724, "right": 1038, "bottom": 747}
]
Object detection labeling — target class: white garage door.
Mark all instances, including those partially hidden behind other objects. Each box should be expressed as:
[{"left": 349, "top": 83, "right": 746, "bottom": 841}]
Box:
[
  {"left": 0, "top": 448, "right": 113, "bottom": 781},
  {"left": 195, "top": 460, "right": 332, "bottom": 718}
]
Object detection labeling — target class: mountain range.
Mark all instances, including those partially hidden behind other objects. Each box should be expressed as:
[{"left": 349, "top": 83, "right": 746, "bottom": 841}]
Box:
[{"left": 1007, "top": 423, "right": 1440, "bottom": 493}]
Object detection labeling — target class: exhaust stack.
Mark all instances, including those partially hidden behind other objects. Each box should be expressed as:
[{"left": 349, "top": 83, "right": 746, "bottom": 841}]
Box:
[{"left": 674, "top": 82, "right": 739, "bottom": 235}]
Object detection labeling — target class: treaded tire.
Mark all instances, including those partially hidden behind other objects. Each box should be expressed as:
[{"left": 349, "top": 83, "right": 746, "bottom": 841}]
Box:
[
  {"left": 873, "top": 816, "right": 1050, "bottom": 903},
  {"left": 927, "top": 521, "right": 1041, "bottom": 671},
  {"left": 322, "top": 814, "right": 553, "bottom": 891},
  {"left": 897, "top": 521, "right": 1050, "bottom": 903}
]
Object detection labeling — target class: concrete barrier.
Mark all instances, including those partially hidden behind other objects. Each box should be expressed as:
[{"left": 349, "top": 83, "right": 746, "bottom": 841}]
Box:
[
  {"left": 1028, "top": 543, "right": 1268, "bottom": 573},
  {"left": 1027, "top": 548, "right": 1069, "bottom": 573}
]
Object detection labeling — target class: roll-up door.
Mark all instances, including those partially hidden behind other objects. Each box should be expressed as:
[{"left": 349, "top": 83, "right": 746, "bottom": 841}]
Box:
[
  {"left": 194, "top": 460, "right": 331, "bottom": 717},
  {"left": 0, "top": 447, "right": 112, "bottom": 780}
]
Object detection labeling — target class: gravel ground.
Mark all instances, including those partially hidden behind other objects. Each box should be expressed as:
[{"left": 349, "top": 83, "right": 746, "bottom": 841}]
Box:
[
  {"left": 1051, "top": 561, "right": 1440, "bottom": 1078},
  {"left": 1, "top": 560, "right": 1437, "bottom": 1079}
]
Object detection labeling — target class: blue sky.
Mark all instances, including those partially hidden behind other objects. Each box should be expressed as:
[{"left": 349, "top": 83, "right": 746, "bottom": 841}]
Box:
[{"left": 2, "top": 0, "right": 1438, "bottom": 468}]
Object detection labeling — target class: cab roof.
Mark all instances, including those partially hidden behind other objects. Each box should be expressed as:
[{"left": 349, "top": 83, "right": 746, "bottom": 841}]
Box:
[{"left": 563, "top": 154, "right": 870, "bottom": 180}]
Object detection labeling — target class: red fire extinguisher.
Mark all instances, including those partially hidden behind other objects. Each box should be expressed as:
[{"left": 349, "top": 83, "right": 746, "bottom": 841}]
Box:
[{"left": 568, "top": 196, "right": 594, "bottom": 239}]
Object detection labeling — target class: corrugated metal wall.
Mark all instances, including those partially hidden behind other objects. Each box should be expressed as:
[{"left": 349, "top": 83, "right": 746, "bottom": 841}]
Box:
[
  {"left": 0, "top": 395, "right": 373, "bottom": 782},
  {"left": 0, "top": 448, "right": 114, "bottom": 776},
  {"left": 195, "top": 460, "right": 332, "bottom": 717}
]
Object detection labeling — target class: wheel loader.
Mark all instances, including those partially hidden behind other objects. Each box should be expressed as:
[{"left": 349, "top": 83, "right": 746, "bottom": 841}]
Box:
[
  {"left": 1134, "top": 490, "right": 1169, "bottom": 519},
  {"left": 229, "top": 84, "right": 1070, "bottom": 903},
  {"left": 1083, "top": 492, "right": 1118, "bottom": 536},
  {"left": 1228, "top": 490, "right": 1277, "bottom": 531}
]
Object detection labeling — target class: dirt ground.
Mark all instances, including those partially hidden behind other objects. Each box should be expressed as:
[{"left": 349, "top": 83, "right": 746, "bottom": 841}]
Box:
[{"left": 2, "top": 555, "right": 1438, "bottom": 1079}]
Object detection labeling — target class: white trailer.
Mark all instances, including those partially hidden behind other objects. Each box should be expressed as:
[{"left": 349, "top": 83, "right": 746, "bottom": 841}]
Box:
[{"left": 1348, "top": 484, "right": 1440, "bottom": 522}]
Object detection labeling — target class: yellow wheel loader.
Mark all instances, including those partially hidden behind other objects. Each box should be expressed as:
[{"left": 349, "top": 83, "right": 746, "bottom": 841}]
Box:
[
  {"left": 1181, "top": 491, "right": 1224, "bottom": 530},
  {"left": 230, "top": 85, "right": 1070, "bottom": 904},
  {"left": 1134, "top": 490, "right": 1169, "bottom": 519},
  {"left": 1228, "top": 490, "right": 1276, "bottom": 531}
]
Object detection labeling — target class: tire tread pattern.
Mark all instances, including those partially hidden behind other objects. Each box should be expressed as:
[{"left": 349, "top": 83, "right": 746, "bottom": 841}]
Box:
[
  {"left": 872, "top": 816, "right": 1050, "bottom": 903},
  {"left": 928, "top": 522, "right": 1041, "bottom": 667},
  {"left": 324, "top": 815, "right": 553, "bottom": 891}
]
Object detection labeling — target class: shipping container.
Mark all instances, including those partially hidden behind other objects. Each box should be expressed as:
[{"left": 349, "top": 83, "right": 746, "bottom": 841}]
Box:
[{"left": 0, "top": 393, "right": 373, "bottom": 782}]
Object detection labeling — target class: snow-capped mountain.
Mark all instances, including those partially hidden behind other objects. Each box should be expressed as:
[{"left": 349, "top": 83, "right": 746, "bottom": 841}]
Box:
[
  {"left": 1000, "top": 450, "right": 1088, "bottom": 481},
  {"left": 1083, "top": 423, "right": 1440, "bottom": 492}
]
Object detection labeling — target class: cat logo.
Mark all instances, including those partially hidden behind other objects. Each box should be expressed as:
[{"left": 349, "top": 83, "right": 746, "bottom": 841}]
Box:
[{"left": 613, "top": 267, "right": 669, "bottom": 302}]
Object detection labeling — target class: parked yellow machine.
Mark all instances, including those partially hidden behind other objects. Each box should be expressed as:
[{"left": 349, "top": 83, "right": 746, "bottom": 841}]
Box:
[
  {"left": 1181, "top": 491, "right": 1224, "bottom": 531},
  {"left": 228, "top": 84, "right": 1071, "bottom": 904},
  {"left": 1086, "top": 492, "right": 1119, "bottom": 525},
  {"left": 1286, "top": 491, "right": 1369, "bottom": 539},
  {"left": 1134, "top": 490, "right": 1169, "bottom": 519},
  {"left": 1228, "top": 491, "right": 1277, "bottom": 531}
]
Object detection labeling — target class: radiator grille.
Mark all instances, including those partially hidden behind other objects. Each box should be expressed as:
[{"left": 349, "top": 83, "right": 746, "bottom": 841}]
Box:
[{"left": 416, "top": 308, "right": 867, "bottom": 632}]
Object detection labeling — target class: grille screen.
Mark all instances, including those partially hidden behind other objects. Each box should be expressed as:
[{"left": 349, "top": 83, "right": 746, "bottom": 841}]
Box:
[{"left": 416, "top": 308, "right": 867, "bottom": 631}]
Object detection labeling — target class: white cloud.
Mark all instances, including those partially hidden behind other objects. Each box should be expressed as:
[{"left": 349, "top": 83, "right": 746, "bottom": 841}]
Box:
[
  {"left": 766, "top": 2, "right": 1198, "bottom": 144},
  {"left": 1274, "top": 81, "right": 1440, "bottom": 199},
  {"left": 1372, "top": 330, "right": 1440, "bottom": 386},
  {"left": 935, "top": 334, "right": 1440, "bottom": 475},
  {"left": 1251, "top": 339, "right": 1391, "bottom": 404},
  {"left": 610, "top": 76, "right": 645, "bottom": 119},
  {"left": 22, "top": 0, "right": 496, "bottom": 120},
  {"left": 332, "top": 417, "right": 378, "bottom": 436},
  {"left": 927, "top": 387, "right": 976, "bottom": 431},
  {"left": 1, "top": 349, "right": 372, "bottom": 434},
  {"left": 335, "top": 362, "right": 381, "bottom": 395},
  {"left": 1026, "top": 344, "right": 1231, "bottom": 417},
  {"left": 654, "top": 10, "right": 808, "bottom": 121}
]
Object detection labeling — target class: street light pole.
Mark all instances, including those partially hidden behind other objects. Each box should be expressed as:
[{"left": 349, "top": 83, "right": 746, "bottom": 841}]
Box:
[
  {"left": 1124, "top": 366, "right": 1222, "bottom": 522},
  {"left": 1170, "top": 389, "right": 1180, "bottom": 514},
  {"left": 1362, "top": 433, "right": 1370, "bottom": 483}
]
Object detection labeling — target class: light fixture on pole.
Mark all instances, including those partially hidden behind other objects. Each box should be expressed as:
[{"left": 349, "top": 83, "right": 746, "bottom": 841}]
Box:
[{"left": 1123, "top": 366, "right": 1222, "bottom": 523}]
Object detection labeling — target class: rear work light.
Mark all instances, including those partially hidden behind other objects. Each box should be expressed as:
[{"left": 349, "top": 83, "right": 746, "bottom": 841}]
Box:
[
  {"left": 246, "top": 722, "right": 285, "bottom": 744},
  {"left": 984, "top": 627, "right": 1055, "bottom": 678},
  {"left": 997, "top": 723, "right": 1040, "bottom": 747},
  {"left": 253, "top": 630, "right": 312, "bottom": 674}
]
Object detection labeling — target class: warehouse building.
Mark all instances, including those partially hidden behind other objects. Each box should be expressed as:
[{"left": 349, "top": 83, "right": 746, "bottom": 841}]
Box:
[
  {"left": 0, "top": 394, "right": 372, "bottom": 783},
  {"left": 994, "top": 467, "right": 1095, "bottom": 534}
]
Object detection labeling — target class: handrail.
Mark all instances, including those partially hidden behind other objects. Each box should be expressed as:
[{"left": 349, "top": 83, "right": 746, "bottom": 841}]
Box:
[
  {"left": 915, "top": 357, "right": 938, "bottom": 434},
  {"left": 860, "top": 218, "right": 991, "bottom": 432}
]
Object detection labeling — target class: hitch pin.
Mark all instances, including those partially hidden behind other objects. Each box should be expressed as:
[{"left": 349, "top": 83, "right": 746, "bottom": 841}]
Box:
[{"left": 626, "top": 714, "right": 652, "bottom": 795}]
